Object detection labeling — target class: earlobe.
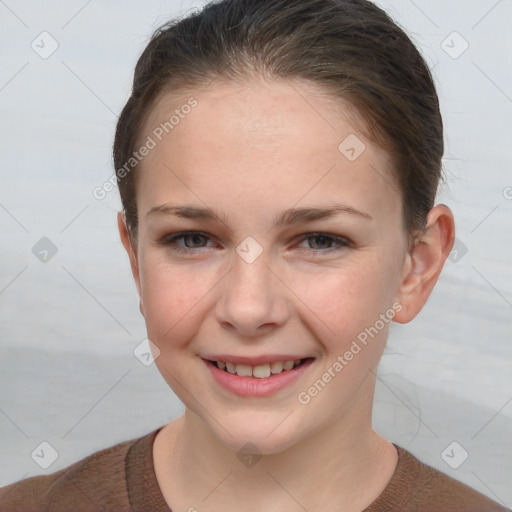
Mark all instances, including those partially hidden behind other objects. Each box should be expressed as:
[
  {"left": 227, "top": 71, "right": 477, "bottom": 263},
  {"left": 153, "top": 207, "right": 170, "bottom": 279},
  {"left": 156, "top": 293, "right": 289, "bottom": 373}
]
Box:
[
  {"left": 117, "top": 211, "right": 143, "bottom": 300},
  {"left": 393, "top": 204, "right": 455, "bottom": 324}
]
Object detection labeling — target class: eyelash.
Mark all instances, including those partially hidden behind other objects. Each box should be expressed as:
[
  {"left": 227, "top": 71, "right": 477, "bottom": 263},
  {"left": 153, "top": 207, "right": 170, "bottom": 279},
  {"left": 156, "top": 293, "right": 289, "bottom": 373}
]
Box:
[{"left": 158, "top": 231, "right": 351, "bottom": 256}]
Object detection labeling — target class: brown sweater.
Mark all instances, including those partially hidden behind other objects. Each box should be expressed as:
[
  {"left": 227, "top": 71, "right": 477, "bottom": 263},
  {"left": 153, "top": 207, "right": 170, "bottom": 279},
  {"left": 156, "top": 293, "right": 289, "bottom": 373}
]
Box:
[{"left": 0, "top": 427, "right": 509, "bottom": 511}]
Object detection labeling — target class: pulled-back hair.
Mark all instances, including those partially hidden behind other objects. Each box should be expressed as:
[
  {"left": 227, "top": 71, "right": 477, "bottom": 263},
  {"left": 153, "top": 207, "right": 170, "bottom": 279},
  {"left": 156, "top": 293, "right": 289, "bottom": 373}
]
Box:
[{"left": 114, "top": 0, "right": 443, "bottom": 239}]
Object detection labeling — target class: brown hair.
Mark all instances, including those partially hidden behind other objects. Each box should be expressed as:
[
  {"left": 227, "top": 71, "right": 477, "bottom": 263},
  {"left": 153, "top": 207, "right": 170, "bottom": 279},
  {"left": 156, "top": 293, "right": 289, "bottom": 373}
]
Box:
[{"left": 113, "top": 0, "right": 443, "bottom": 240}]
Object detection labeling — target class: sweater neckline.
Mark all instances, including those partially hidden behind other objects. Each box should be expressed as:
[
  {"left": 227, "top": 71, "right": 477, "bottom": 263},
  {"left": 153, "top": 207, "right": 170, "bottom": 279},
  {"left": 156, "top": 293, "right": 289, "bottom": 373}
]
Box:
[
  {"left": 126, "top": 426, "right": 171, "bottom": 512},
  {"left": 126, "top": 427, "right": 414, "bottom": 511}
]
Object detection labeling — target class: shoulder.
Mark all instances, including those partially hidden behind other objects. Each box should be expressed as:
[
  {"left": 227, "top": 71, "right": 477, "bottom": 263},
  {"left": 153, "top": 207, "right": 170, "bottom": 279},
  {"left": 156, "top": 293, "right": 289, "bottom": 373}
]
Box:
[
  {"left": 372, "top": 445, "right": 510, "bottom": 512},
  {"left": 0, "top": 430, "right": 158, "bottom": 512}
]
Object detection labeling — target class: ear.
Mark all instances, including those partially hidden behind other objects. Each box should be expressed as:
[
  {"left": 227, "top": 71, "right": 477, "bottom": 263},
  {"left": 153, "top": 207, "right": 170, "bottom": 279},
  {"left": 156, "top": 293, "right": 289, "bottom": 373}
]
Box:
[
  {"left": 393, "top": 204, "right": 455, "bottom": 324},
  {"left": 117, "top": 211, "right": 144, "bottom": 314}
]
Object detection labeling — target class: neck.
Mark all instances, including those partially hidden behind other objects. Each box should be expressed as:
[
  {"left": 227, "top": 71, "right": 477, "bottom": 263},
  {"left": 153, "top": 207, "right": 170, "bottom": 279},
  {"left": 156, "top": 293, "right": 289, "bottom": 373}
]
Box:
[{"left": 153, "top": 382, "right": 398, "bottom": 512}]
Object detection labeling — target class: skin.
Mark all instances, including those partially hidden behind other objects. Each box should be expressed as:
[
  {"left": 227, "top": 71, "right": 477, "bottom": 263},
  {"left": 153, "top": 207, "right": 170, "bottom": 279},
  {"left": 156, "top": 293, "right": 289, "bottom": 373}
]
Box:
[{"left": 118, "top": 76, "right": 455, "bottom": 512}]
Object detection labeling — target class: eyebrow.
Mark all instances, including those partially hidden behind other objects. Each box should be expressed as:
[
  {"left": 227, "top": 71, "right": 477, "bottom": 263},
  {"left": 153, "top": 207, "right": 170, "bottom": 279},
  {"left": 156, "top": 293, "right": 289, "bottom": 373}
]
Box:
[{"left": 147, "top": 203, "right": 372, "bottom": 225}]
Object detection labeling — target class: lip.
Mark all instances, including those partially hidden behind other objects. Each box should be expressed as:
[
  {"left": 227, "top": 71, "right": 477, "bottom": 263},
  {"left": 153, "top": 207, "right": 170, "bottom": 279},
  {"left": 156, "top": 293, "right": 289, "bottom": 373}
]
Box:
[{"left": 203, "top": 357, "right": 315, "bottom": 397}]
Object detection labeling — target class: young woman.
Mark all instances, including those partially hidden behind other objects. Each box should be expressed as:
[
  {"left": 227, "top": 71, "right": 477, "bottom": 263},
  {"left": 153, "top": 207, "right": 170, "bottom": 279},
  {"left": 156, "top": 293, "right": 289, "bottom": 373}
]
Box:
[{"left": 1, "top": 0, "right": 509, "bottom": 510}]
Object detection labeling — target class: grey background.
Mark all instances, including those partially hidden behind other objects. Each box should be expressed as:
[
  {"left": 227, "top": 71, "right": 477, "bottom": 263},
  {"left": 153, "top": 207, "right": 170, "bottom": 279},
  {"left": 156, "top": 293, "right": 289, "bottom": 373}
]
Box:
[{"left": 0, "top": 0, "right": 511, "bottom": 507}]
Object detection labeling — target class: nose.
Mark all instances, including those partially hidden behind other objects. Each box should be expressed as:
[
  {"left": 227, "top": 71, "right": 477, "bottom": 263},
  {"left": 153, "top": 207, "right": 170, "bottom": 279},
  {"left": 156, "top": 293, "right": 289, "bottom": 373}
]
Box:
[{"left": 215, "top": 248, "right": 290, "bottom": 339}]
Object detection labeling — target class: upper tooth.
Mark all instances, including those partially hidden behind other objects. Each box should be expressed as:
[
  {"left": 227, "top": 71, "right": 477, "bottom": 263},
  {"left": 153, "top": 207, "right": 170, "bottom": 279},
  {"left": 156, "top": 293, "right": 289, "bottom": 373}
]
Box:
[
  {"left": 235, "top": 364, "right": 252, "bottom": 377},
  {"left": 253, "top": 364, "right": 271, "bottom": 378},
  {"left": 270, "top": 361, "right": 284, "bottom": 374},
  {"left": 283, "top": 360, "right": 294, "bottom": 370},
  {"left": 217, "top": 359, "right": 301, "bottom": 377}
]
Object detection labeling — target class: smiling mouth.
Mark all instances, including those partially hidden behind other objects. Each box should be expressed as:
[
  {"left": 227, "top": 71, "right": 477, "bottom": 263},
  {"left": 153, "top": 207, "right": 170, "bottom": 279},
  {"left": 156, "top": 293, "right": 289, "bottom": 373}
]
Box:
[{"left": 206, "top": 358, "right": 313, "bottom": 378}]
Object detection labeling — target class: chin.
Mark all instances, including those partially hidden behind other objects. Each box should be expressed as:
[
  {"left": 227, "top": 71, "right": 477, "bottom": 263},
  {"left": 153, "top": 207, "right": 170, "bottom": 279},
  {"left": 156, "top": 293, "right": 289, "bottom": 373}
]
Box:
[{"left": 203, "top": 410, "right": 308, "bottom": 456}]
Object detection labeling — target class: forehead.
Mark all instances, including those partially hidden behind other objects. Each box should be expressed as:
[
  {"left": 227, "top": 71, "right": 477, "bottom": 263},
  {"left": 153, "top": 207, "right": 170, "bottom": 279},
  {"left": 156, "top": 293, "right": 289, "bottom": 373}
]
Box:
[{"left": 136, "top": 78, "right": 401, "bottom": 225}]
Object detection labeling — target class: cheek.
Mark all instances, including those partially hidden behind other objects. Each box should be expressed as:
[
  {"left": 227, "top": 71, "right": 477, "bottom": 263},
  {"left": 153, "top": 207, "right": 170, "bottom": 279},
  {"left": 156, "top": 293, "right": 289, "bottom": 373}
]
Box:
[
  {"left": 138, "top": 239, "right": 404, "bottom": 360},
  {"left": 138, "top": 253, "right": 214, "bottom": 350},
  {"left": 286, "top": 255, "right": 397, "bottom": 343}
]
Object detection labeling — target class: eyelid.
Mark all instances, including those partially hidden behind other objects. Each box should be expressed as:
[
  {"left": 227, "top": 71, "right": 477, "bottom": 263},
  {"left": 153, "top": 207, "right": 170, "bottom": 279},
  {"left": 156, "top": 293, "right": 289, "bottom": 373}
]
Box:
[
  {"left": 158, "top": 230, "right": 352, "bottom": 255},
  {"left": 295, "top": 232, "right": 352, "bottom": 248},
  {"left": 157, "top": 231, "right": 216, "bottom": 249}
]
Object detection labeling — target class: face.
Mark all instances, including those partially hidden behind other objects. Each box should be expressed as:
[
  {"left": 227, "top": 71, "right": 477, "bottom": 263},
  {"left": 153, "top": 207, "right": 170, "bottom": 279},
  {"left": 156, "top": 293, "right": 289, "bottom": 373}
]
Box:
[{"left": 124, "top": 77, "right": 411, "bottom": 454}]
